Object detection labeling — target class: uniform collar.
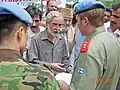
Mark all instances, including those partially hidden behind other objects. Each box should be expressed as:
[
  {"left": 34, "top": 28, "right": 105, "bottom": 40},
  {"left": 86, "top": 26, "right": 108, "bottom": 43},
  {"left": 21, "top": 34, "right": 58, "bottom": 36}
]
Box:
[
  {"left": 41, "top": 30, "right": 49, "bottom": 40},
  {"left": 0, "top": 49, "right": 22, "bottom": 59},
  {"left": 87, "top": 26, "right": 105, "bottom": 39}
]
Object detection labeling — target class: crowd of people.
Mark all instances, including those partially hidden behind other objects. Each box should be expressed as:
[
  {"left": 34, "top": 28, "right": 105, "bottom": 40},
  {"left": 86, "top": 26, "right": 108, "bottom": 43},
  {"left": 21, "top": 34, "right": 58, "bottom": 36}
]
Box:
[{"left": 0, "top": 0, "right": 120, "bottom": 90}]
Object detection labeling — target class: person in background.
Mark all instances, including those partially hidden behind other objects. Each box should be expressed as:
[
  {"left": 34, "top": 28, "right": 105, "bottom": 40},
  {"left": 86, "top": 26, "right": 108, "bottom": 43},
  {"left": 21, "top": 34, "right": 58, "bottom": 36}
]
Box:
[
  {"left": 41, "top": 0, "right": 59, "bottom": 28},
  {"left": 58, "top": 0, "right": 120, "bottom": 90},
  {"left": 111, "top": 4, "right": 120, "bottom": 41},
  {"left": 60, "top": 8, "right": 75, "bottom": 56},
  {"left": 0, "top": 2, "right": 59, "bottom": 90},
  {"left": 46, "top": 0, "right": 59, "bottom": 16},
  {"left": 104, "top": 7, "right": 112, "bottom": 31},
  {"left": 28, "top": 11, "right": 70, "bottom": 73},
  {"left": 23, "top": 5, "right": 45, "bottom": 59},
  {"left": 111, "top": 4, "right": 120, "bottom": 90},
  {"left": 69, "top": 2, "right": 86, "bottom": 70},
  {"left": 69, "top": 28, "right": 86, "bottom": 71}
]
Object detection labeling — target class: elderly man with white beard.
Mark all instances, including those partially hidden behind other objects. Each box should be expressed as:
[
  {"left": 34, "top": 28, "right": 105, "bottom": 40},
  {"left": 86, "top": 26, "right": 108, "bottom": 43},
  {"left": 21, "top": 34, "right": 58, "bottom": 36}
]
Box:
[{"left": 28, "top": 11, "right": 70, "bottom": 73}]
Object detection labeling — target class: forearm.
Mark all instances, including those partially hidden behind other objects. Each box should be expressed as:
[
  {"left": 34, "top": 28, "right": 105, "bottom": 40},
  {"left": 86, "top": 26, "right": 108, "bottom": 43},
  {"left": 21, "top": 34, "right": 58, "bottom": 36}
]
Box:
[{"left": 58, "top": 80, "right": 69, "bottom": 90}]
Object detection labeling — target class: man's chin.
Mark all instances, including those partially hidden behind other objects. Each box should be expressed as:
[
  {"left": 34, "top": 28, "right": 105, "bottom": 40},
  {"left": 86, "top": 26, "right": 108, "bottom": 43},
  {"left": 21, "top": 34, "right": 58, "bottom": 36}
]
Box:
[
  {"left": 31, "top": 28, "right": 40, "bottom": 33},
  {"left": 104, "top": 20, "right": 109, "bottom": 23},
  {"left": 51, "top": 32, "right": 59, "bottom": 37}
]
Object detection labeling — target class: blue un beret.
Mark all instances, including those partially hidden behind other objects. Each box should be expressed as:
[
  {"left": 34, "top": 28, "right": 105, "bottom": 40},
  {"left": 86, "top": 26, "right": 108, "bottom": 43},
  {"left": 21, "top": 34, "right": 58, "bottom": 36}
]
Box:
[
  {"left": 0, "top": 2, "right": 32, "bottom": 24},
  {"left": 74, "top": 0, "right": 106, "bottom": 15}
]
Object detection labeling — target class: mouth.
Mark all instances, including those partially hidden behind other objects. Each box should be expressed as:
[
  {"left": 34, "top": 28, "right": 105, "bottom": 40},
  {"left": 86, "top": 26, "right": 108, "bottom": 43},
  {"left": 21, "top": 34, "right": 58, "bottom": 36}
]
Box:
[
  {"left": 104, "top": 19, "right": 108, "bottom": 22},
  {"left": 53, "top": 30, "right": 59, "bottom": 33},
  {"left": 31, "top": 26, "right": 38, "bottom": 29}
]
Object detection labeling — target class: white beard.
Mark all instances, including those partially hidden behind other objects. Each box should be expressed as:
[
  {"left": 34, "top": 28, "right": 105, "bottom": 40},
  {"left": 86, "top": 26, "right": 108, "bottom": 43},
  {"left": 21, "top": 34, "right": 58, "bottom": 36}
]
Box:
[
  {"left": 47, "top": 29, "right": 59, "bottom": 37},
  {"left": 63, "top": 26, "right": 71, "bottom": 33}
]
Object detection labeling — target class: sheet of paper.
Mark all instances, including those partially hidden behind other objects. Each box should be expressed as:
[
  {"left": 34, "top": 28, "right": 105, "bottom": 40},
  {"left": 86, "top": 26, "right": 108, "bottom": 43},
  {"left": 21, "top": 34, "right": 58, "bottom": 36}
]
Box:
[{"left": 55, "top": 72, "right": 72, "bottom": 85}]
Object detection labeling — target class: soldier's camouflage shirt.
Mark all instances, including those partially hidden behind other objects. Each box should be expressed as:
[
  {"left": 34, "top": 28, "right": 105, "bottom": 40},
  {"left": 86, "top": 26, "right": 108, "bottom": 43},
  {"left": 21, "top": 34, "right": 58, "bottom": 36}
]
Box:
[{"left": 0, "top": 49, "right": 60, "bottom": 90}]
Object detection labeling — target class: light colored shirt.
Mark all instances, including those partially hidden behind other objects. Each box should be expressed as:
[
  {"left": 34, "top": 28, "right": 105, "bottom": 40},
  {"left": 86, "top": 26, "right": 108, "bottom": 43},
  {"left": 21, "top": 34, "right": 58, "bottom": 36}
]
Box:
[
  {"left": 61, "top": 26, "right": 75, "bottom": 56},
  {"left": 104, "top": 21, "right": 110, "bottom": 31},
  {"left": 114, "top": 29, "right": 120, "bottom": 41},
  {"left": 28, "top": 30, "right": 70, "bottom": 69},
  {"left": 23, "top": 26, "right": 45, "bottom": 60},
  {"left": 27, "top": 26, "right": 45, "bottom": 49},
  {"left": 70, "top": 26, "right": 120, "bottom": 90},
  {"left": 69, "top": 28, "right": 86, "bottom": 68}
]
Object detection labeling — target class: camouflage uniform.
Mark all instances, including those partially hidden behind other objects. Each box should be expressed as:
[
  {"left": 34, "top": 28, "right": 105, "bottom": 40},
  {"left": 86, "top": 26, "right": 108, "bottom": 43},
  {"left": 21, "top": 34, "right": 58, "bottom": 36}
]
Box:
[{"left": 0, "top": 49, "right": 60, "bottom": 90}]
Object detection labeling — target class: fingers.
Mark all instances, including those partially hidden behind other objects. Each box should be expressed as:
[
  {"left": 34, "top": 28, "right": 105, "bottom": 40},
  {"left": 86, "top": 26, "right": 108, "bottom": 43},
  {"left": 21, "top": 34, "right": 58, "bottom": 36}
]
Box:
[
  {"left": 51, "top": 63, "right": 66, "bottom": 72},
  {"left": 54, "top": 66, "right": 66, "bottom": 72},
  {"left": 59, "top": 63, "right": 64, "bottom": 67}
]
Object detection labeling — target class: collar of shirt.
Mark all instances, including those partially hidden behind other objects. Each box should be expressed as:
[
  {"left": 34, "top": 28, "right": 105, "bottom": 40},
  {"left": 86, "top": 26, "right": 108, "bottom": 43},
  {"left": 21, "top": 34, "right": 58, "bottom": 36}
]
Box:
[
  {"left": 28, "top": 27, "right": 37, "bottom": 38},
  {"left": 0, "top": 49, "right": 22, "bottom": 59},
  {"left": 41, "top": 29, "right": 62, "bottom": 41},
  {"left": 114, "top": 29, "right": 120, "bottom": 37},
  {"left": 87, "top": 26, "right": 105, "bottom": 39}
]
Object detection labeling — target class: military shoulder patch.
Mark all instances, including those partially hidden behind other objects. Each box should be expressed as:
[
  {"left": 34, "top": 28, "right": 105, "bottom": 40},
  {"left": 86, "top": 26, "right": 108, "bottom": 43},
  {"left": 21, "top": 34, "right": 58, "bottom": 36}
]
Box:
[{"left": 80, "top": 39, "right": 91, "bottom": 53}]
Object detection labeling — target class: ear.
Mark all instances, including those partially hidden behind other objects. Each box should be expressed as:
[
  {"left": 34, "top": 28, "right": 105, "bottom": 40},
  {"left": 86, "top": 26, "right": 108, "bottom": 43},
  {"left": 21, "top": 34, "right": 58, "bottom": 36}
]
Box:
[
  {"left": 83, "top": 17, "right": 89, "bottom": 26},
  {"left": 17, "top": 26, "right": 24, "bottom": 41}
]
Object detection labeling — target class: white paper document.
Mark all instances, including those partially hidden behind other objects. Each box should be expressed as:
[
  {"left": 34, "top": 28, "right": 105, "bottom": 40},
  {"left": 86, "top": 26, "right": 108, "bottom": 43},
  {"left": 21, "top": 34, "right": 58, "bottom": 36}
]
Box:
[{"left": 55, "top": 72, "right": 72, "bottom": 85}]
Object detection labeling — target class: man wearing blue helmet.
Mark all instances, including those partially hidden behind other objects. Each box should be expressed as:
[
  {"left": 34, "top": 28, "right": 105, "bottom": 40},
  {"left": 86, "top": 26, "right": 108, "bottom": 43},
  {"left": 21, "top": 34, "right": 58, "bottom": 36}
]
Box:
[
  {"left": 58, "top": 0, "right": 120, "bottom": 90},
  {"left": 0, "top": 3, "right": 60, "bottom": 90}
]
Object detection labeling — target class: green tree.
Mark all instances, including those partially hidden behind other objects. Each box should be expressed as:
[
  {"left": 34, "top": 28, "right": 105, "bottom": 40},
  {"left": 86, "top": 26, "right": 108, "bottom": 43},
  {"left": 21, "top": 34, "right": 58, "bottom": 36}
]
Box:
[{"left": 113, "top": 0, "right": 120, "bottom": 4}]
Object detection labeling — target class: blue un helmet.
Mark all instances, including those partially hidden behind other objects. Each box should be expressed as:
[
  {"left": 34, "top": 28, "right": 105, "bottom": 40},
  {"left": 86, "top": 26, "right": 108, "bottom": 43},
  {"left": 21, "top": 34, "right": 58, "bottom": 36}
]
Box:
[
  {"left": 74, "top": 0, "right": 106, "bottom": 15},
  {"left": 0, "top": 2, "right": 32, "bottom": 24}
]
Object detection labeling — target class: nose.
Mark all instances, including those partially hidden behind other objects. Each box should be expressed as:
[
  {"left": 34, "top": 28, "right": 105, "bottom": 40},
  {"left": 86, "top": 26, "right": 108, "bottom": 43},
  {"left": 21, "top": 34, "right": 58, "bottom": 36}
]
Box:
[
  {"left": 104, "top": 15, "right": 107, "bottom": 19},
  {"left": 56, "top": 26, "right": 60, "bottom": 30},
  {"left": 110, "top": 15, "right": 114, "bottom": 22},
  {"left": 53, "top": 6, "right": 57, "bottom": 11},
  {"left": 55, "top": 25, "right": 61, "bottom": 30},
  {"left": 66, "top": 21, "right": 70, "bottom": 25},
  {"left": 32, "top": 21, "right": 37, "bottom": 26}
]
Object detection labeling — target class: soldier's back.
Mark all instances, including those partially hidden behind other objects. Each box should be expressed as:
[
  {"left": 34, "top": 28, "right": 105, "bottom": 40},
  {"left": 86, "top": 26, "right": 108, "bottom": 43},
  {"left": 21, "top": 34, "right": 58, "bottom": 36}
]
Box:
[
  {"left": 0, "top": 58, "right": 59, "bottom": 90},
  {"left": 90, "top": 31, "right": 120, "bottom": 90}
]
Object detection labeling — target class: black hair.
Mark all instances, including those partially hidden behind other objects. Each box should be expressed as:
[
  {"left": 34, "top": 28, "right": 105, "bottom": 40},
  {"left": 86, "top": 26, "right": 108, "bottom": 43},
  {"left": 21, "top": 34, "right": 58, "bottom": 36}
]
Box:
[
  {"left": 72, "top": 2, "right": 79, "bottom": 9},
  {"left": 105, "top": 7, "right": 112, "bottom": 13},
  {"left": 47, "top": 0, "right": 57, "bottom": 6},
  {"left": 112, "top": 4, "right": 120, "bottom": 10},
  {"left": 0, "top": 14, "right": 27, "bottom": 42},
  {"left": 25, "top": 5, "right": 42, "bottom": 21}
]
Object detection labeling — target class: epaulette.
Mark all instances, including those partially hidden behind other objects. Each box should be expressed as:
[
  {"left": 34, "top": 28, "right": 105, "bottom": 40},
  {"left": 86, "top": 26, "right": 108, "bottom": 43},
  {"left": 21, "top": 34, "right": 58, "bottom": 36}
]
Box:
[{"left": 80, "top": 39, "right": 91, "bottom": 53}]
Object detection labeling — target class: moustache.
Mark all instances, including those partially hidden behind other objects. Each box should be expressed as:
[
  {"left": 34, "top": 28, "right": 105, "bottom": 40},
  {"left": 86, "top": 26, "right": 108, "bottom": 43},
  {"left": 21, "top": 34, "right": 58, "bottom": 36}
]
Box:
[
  {"left": 53, "top": 30, "right": 60, "bottom": 33},
  {"left": 111, "top": 21, "right": 117, "bottom": 25},
  {"left": 31, "top": 26, "right": 38, "bottom": 29}
]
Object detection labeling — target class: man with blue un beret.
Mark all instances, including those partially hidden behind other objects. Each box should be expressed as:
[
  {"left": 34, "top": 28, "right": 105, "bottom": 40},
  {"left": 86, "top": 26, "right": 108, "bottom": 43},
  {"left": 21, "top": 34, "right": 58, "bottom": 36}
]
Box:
[
  {"left": 0, "top": 2, "right": 59, "bottom": 90},
  {"left": 58, "top": 0, "right": 120, "bottom": 90}
]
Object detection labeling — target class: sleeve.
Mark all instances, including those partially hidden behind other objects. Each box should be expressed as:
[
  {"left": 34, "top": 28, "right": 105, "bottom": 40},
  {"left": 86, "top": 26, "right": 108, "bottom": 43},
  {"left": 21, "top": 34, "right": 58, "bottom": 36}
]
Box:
[
  {"left": 28, "top": 37, "right": 39, "bottom": 61},
  {"left": 69, "top": 46, "right": 75, "bottom": 68},
  {"left": 0, "top": 59, "right": 60, "bottom": 90},
  {"left": 26, "top": 63, "right": 60, "bottom": 90},
  {"left": 69, "top": 46, "right": 104, "bottom": 90},
  {"left": 27, "top": 37, "right": 52, "bottom": 67}
]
